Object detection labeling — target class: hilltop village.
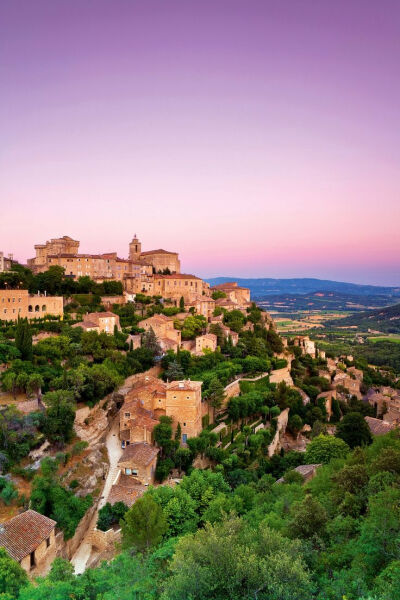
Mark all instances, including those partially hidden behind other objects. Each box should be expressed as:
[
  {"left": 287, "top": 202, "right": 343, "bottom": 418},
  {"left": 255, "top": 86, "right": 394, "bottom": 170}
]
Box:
[{"left": 0, "top": 236, "right": 399, "bottom": 599}]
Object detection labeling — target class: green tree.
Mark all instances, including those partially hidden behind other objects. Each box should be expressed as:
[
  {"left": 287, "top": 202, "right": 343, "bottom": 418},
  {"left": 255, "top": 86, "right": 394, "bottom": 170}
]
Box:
[
  {"left": 336, "top": 412, "right": 372, "bottom": 448},
  {"left": 42, "top": 390, "right": 75, "bottom": 446},
  {"left": 0, "top": 547, "right": 28, "bottom": 597},
  {"left": 14, "top": 318, "right": 32, "bottom": 361},
  {"left": 179, "top": 296, "right": 185, "bottom": 311},
  {"left": 305, "top": 434, "right": 349, "bottom": 464},
  {"left": 142, "top": 327, "right": 162, "bottom": 356},
  {"left": 287, "top": 496, "right": 327, "bottom": 539},
  {"left": 121, "top": 495, "right": 168, "bottom": 552},
  {"left": 207, "top": 377, "right": 225, "bottom": 420},
  {"left": 162, "top": 517, "right": 312, "bottom": 600}
]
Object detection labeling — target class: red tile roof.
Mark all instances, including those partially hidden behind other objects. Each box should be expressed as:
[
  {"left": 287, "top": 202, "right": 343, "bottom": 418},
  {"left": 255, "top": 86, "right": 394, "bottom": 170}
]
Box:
[
  {"left": 365, "top": 416, "right": 395, "bottom": 436},
  {"left": 0, "top": 510, "right": 56, "bottom": 561},
  {"left": 141, "top": 249, "right": 178, "bottom": 256},
  {"left": 118, "top": 443, "right": 159, "bottom": 466}
]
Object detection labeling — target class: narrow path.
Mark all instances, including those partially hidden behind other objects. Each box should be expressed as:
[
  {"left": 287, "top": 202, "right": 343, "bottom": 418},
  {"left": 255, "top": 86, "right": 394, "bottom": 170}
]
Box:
[{"left": 71, "top": 417, "right": 122, "bottom": 574}]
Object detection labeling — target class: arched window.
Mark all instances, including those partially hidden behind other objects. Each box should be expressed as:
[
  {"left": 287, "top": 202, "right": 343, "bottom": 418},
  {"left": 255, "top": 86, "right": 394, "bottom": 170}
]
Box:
[
  {"left": 42, "top": 305, "right": 47, "bottom": 312},
  {"left": 28, "top": 305, "right": 33, "bottom": 312},
  {"left": 35, "top": 305, "right": 40, "bottom": 312}
]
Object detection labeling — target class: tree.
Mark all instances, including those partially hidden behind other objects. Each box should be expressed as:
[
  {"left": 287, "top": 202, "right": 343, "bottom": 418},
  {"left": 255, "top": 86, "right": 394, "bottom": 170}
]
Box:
[
  {"left": 207, "top": 377, "right": 225, "bottom": 420},
  {"left": 288, "top": 415, "right": 303, "bottom": 439},
  {"left": 0, "top": 547, "right": 28, "bottom": 597},
  {"left": 305, "top": 434, "right": 349, "bottom": 464},
  {"left": 179, "top": 296, "right": 185, "bottom": 311},
  {"left": 121, "top": 494, "right": 168, "bottom": 552},
  {"left": 287, "top": 496, "right": 327, "bottom": 539},
  {"left": 14, "top": 318, "right": 32, "bottom": 361},
  {"left": 164, "top": 360, "right": 184, "bottom": 381},
  {"left": 42, "top": 390, "right": 75, "bottom": 446},
  {"left": 142, "top": 327, "right": 162, "bottom": 356},
  {"left": 336, "top": 412, "right": 373, "bottom": 448},
  {"left": 163, "top": 517, "right": 312, "bottom": 600},
  {"left": 47, "top": 557, "right": 74, "bottom": 583}
]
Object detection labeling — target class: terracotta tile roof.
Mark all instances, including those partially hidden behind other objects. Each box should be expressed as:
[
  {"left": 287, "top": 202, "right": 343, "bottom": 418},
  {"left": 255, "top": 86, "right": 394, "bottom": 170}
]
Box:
[
  {"left": 365, "top": 416, "right": 395, "bottom": 436},
  {"left": 130, "top": 413, "right": 159, "bottom": 430},
  {"left": 141, "top": 249, "right": 178, "bottom": 256},
  {"left": 118, "top": 443, "right": 159, "bottom": 466},
  {"left": 155, "top": 273, "right": 201, "bottom": 280},
  {"left": 108, "top": 475, "right": 146, "bottom": 507},
  {"left": 166, "top": 379, "right": 202, "bottom": 392},
  {"left": 0, "top": 510, "right": 56, "bottom": 561}
]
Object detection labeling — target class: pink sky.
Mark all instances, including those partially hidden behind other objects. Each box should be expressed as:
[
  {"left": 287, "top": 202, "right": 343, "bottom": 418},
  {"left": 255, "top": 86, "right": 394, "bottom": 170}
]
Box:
[{"left": 1, "top": 0, "right": 399, "bottom": 285}]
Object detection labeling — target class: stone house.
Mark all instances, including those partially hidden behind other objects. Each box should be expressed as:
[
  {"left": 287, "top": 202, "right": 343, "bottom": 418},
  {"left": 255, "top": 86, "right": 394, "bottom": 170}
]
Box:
[
  {"left": 153, "top": 273, "right": 205, "bottom": 304},
  {"left": 0, "top": 289, "right": 63, "bottom": 322},
  {"left": 117, "top": 443, "right": 159, "bottom": 485},
  {"left": 72, "top": 311, "right": 121, "bottom": 334},
  {"left": 138, "top": 314, "right": 181, "bottom": 349},
  {"left": 195, "top": 333, "right": 217, "bottom": 355},
  {"left": 0, "top": 510, "right": 57, "bottom": 573},
  {"left": 211, "top": 282, "right": 251, "bottom": 309},
  {"left": 120, "top": 398, "right": 159, "bottom": 447},
  {"left": 186, "top": 295, "right": 216, "bottom": 319},
  {"left": 165, "top": 380, "right": 203, "bottom": 443}
]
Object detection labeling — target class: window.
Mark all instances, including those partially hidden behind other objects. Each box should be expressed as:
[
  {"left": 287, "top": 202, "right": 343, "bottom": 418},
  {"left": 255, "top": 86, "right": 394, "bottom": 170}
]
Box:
[
  {"left": 46, "top": 536, "right": 51, "bottom": 548},
  {"left": 42, "top": 305, "right": 46, "bottom": 312},
  {"left": 132, "top": 469, "right": 138, "bottom": 476},
  {"left": 125, "top": 468, "right": 132, "bottom": 475},
  {"left": 124, "top": 412, "right": 130, "bottom": 418},
  {"left": 182, "top": 434, "right": 187, "bottom": 443},
  {"left": 183, "top": 422, "right": 186, "bottom": 426},
  {"left": 35, "top": 305, "right": 40, "bottom": 312}
]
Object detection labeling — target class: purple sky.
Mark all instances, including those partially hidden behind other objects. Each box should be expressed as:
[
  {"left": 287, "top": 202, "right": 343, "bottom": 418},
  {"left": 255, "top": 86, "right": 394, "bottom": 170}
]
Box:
[{"left": 1, "top": 0, "right": 399, "bottom": 285}]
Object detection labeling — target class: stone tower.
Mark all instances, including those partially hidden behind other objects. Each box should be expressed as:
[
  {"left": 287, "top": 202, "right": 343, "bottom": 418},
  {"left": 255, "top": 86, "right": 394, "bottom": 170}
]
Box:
[{"left": 129, "top": 235, "right": 142, "bottom": 261}]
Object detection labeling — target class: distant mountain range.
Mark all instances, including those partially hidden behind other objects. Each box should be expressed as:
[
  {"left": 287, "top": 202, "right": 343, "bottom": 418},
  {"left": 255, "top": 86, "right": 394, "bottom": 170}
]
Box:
[{"left": 206, "top": 277, "right": 400, "bottom": 300}]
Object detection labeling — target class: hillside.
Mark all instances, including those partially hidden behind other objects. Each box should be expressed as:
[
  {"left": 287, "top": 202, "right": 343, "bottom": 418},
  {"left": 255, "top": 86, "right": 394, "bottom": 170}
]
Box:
[
  {"left": 206, "top": 277, "right": 400, "bottom": 299},
  {"left": 325, "top": 302, "right": 400, "bottom": 333},
  {"left": 256, "top": 290, "right": 394, "bottom": 312}
]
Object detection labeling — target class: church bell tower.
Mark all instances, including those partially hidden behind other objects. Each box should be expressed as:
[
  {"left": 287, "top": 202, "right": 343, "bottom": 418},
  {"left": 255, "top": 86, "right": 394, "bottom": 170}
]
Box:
[{"left": 129, "top": 234, "right": 141, "bottom": 261}]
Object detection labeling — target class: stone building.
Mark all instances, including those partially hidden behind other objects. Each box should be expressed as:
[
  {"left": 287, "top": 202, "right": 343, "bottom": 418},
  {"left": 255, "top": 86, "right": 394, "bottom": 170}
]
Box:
[
  {"left": 0, "top": 510, "right": 57, "bottom": 573},
  {"left": 153, "top": 273, "right": 204, "bottom": 304},
  {"left": 0, "top": 289, "right": 63, "bottom": 322},
  {"left": 186, "top": 295, "right": 216, "bottom": 318},
  {"left": 119, "top": 377, "right": 204, "bottom": 446},
  {"left": 211, "top": 281, "right": 251, "bottom": 309},
  {"left": 140, "top": 249, "right": 180, "bottom": 274},
  {"left": 28, "top": 234, "right": 180, "bottom": 284},
  {"left": 0, "top": 252, "right": 13, "bottom": 272},
  {"left": 195, "top": 333, "right": 217, "bottom": 355},
  {"left": 117, "top": 442, "right": 159, "bottom": 485},
  {"left": 72, "top": 311, "right": 121, "bottom": 334},
  {"left": 138, "top": 314, "right": 181, "bottom": 350},
  {"left": 120, "top": 397, "right": 159, "bottom": 447},
  {"left": 165, "top": 380, "right": 203, "bottom": 443},
  {"left": 28, "top": 236, "right": 79, "bottom": 271}
]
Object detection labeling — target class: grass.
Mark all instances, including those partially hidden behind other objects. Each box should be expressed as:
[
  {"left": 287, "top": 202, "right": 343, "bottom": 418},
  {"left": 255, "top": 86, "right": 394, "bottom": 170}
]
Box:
[{"left": 370, "top": 336, "right": 400, "bottom": 344}]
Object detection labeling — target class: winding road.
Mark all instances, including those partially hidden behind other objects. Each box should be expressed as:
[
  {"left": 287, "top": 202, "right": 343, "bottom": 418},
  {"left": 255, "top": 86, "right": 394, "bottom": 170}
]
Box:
[{"left": 71, "top": 416, "right": 122, "bottom": 574}]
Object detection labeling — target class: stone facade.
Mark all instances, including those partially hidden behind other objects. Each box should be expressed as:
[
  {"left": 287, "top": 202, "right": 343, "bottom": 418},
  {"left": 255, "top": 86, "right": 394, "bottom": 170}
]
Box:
[
  {"left": 195, "top": 333, "right": 217, "bottom": 355},
  {"left": 117, "top": 443, "right": 159, "bottom": 485},
  {"left": 72, "top": 311, "right": 121, "bottom": 334},
  {"left": 211, "top": 282, "right": 251, "bottom": 309},
  {"left": 138, "top": 314, "right": 181, "bottom": 347},
  {"left": 0, "top": 251, "right": 13, "bottom": 272},
  {"left": 153, "top": 274, "right": 204, "bottom": 304},
  {"left": 0, "top": 289, "right": 63, "bottom": 322},
  {"left": 166, "top": 380, "right": 203, "bottom": 442}
]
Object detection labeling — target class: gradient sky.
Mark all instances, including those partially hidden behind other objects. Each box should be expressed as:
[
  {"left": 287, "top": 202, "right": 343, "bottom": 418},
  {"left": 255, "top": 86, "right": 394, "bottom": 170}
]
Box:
[{"left": 1, "top": 0, "right": 399, "bottom": 285}]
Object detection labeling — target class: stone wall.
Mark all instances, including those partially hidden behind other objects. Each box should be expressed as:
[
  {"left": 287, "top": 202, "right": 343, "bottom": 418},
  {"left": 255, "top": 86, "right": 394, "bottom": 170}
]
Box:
[
  {"left": 64, "top": 503, "right": 97, "bottom": 560},
  {"left": 269, "top": 367, "right": 293, "bottom": 386},
  {"left": 267, "top": 408, "right": 289, "bottom": 457},
  {"left": 90, "top": 527, "right": 121, "bottom": 552}
]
